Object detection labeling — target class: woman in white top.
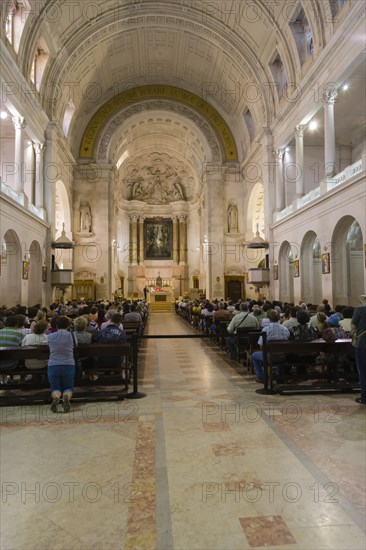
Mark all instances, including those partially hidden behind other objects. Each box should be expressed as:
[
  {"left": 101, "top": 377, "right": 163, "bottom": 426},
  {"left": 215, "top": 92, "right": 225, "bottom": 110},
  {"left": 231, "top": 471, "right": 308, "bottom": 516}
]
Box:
[{"left": 22, "top": 320, "right": 49, "bottom": 377}]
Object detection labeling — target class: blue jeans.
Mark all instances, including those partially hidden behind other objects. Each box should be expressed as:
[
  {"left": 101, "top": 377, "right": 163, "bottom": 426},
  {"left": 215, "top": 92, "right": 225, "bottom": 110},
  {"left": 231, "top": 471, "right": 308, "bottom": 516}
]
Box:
[
  {"left": 251, "top": 351, "right": 283, "bottom": 381},
  {"left": 355, "top": 347, "right": 366, "bottom": 402},
  {"left": 251, "top": 351, "right": 264, "bottom": 380},
  {"left": 48, "top": 364, "right": 75, "bottom": 394}
]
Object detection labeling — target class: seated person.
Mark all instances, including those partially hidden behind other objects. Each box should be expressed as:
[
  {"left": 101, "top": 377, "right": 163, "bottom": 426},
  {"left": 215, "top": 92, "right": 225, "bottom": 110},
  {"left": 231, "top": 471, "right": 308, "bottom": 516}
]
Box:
[
  {"left": 226, "top": 303, "right": 259, "bottom": 360},
  {"left": 289, "top": 310, "right": 318, "bottom": 341},
  {"left": 288, "top": 310, "right": 319, "bottom": 374},
  {"left": 96, "top": 313, "right": 127, "bottom": 372},
  {"left": 73, "top": 316, "right": 94, "bottom": 378},
  {"left": 123, "top": 304, "right": 142, "bottom": 323},
  {"left": 22, "top": 319, "right": 49, "bottom": 371},
  {"left": 339, "top": 307, "right": 354, "bottom": 334},
  {"left": 251, "top": 310, "right": 290, "bottom": 382},
  {"left": 0, "top": 316, "right": 24, "bottom": 383}
]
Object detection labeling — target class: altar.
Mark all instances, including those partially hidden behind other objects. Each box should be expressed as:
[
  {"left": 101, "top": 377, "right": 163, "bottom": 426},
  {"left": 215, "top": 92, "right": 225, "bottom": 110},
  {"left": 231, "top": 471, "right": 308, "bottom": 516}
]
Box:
[{"left": 149, "top": 290, "right": 174, "bottom": 303}]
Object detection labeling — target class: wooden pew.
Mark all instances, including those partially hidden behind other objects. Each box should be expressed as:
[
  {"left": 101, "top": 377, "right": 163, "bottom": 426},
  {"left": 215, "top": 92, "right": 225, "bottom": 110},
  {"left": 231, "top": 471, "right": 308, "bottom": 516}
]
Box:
[
  {"left": 0, "top": 342, "right": 132, "bottom": 405},
  {"left": 262, "top": 338, "right": 358, "bottom": 394},
  {"left": 236, "top": 328, "right": 262, "bottom": 368}
]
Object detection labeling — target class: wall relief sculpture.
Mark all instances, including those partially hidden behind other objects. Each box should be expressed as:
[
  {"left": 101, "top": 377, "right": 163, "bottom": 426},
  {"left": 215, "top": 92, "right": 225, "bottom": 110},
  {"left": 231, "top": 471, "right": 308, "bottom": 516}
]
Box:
[{"left": 118, "top": 153, "right": 195, "bottom": 205}]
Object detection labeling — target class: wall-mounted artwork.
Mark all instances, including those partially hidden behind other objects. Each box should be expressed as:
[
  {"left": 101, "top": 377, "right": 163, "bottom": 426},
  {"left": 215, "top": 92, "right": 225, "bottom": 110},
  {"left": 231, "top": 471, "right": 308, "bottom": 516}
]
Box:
[
  {"left": 144, "top": 219, "right": 172, "bottom": 260},
  {"left": 321, "top": 253, "right": 330, "bottom": 274},
  {"left": 22, "top": 260, "right": 29, "bottom": 280},
  {"left": 293, "top": 259, "right": 299, "bottom": 277},
  {"left": 273, "top": 264, "right": 278, "bottom": 280}
]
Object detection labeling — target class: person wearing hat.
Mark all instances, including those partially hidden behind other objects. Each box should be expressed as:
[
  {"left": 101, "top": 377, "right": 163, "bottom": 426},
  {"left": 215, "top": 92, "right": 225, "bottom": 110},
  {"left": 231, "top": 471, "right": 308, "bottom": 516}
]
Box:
[
  {"left": 351, "top": 295, "right": 366, "bottom": 405},
  {"left": 322, "top": 314, "right": 346, "bottom": 342}
]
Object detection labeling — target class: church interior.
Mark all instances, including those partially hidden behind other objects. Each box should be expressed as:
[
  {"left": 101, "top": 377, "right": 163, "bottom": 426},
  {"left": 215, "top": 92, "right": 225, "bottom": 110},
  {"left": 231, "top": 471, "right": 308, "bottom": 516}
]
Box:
[{"left": 0, "top": 1, "right": 365, "bottom": 549}]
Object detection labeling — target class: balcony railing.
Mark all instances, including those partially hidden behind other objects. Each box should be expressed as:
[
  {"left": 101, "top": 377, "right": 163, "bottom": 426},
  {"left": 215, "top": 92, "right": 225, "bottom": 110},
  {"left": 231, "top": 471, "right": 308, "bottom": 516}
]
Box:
[
  {"left": 275, "top": 159, "right": 363, "bottom": 222},
  {"left": 1, "top": 182, "right": 46, "bottom": 220}
]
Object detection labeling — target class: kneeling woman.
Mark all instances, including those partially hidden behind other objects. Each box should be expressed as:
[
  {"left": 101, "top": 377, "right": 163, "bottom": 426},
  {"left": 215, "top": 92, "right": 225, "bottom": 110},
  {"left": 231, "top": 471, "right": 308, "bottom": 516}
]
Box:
[{"left": 47, "top": 316, "right": 76, "bottom": 413}]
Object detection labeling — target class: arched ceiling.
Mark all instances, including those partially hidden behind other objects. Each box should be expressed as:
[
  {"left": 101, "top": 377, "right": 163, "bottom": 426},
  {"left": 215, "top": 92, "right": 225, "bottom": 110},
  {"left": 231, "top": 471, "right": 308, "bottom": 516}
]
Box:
[
  {"left": 7, "top": 0, "right": 349, "bottom": 169},
  {"left": 16, "top": 0, "right": 325, "bottom": 163}
]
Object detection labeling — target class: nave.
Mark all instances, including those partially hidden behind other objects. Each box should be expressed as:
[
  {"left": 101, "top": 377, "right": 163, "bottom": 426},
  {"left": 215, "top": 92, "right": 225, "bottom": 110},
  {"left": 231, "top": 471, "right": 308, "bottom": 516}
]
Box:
[{"left": 1, "top": 312, "right": 365, "bottom": 550}]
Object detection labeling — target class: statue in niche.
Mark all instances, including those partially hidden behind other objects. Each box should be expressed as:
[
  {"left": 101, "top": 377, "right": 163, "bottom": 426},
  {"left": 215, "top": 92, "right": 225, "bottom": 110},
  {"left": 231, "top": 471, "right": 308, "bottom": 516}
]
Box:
[
  {"left": 227, "top": 203, "right": 238, "bottom": 233},
  {"left": 172, "top": 178, "right": 185, "bottom": 200},
  {"left": 79, "top": 201, "right": 92, "bottom": 233}
]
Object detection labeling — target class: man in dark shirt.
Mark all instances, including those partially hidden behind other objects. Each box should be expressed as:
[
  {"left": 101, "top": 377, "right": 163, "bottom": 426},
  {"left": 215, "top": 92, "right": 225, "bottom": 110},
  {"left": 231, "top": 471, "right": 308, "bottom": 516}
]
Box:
[{"left": 351, "top": 295, "right": 366, "bottom": 405}]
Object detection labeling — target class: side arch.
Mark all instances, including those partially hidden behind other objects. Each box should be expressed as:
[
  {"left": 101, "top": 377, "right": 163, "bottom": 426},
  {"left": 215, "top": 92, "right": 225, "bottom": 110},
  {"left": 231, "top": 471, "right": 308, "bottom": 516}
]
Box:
[
  {"left": 300, "top": 231, "right": 322, "bottom": 305},
  {"left": 332, "top": 216, "right": 365, "bottom": 306}
]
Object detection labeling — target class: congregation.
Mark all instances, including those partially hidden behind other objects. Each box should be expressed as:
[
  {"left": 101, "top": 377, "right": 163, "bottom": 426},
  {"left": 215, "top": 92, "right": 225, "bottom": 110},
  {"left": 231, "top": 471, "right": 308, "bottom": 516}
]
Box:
[
  {"left": 176, "top": 294, "right": 366, "bottom": 405},
  {"left": 0, "top": 295, "right": 365, "bottom": 408},
  {"left": 0, "top": 299, "right": 148, "bottom": 409}
]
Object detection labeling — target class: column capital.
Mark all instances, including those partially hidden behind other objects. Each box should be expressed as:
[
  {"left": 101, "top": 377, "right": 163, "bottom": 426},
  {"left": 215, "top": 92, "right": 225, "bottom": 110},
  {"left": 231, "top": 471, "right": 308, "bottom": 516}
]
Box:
[
  {"left": 33, "top": 142, "right": 44, "bottom": 155},
  {"left": 273, "top": 149, "right": 284, "bottom": 161},
  {"left": 323, "top": 88, "right": 338, "bottom": 104},
  {"left": 12, "top": 115, "right": 26, "bottom": 130},
  {"left": 178, "top": 215, "right": 187, "bottom": 223},
  {"left": 138, "top": 215, "right": 145, "bottom": 223},
  {"left": 294, "top": 124, "right": 305, "bottom": 138},
  {"left": 129, "top": 214, "right": 138, "bottom": 223}
]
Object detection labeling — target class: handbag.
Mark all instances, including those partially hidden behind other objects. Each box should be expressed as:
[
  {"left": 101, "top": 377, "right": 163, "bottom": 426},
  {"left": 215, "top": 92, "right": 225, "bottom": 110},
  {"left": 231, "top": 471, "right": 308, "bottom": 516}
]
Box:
[
  {"left": 71, "top": 332, "right": 83, "bottom": 378},
  {"left": 351, "top": 328, "right": 366, "bottom": 348}
]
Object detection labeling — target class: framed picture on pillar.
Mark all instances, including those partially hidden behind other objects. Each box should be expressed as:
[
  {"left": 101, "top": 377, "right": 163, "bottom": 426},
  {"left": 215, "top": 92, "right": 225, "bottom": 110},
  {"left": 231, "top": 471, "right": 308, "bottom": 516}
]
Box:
[
  {"left": 22, "top": 260, "right": 29, "bottom": 280},
  {"left": 321, "top": 253, "right": 330, "bottom": 274},
  {"left": 42, "top": 266, "right": 47, "bottom": 283},
  {"left": 293, "top": 259, "right": 299, "bottom": 277},
  {"left": 144, "top": 219, "right": 173, "bottom": 260},
  {"left": 273, "top": 264, "right": 278, "bottom": 280}
]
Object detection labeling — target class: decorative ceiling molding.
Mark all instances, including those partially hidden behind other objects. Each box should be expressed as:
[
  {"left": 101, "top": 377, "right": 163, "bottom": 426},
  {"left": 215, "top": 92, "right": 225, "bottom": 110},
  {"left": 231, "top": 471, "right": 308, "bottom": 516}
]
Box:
[
  {"left": 97, "top": 100, "right": 222, "bottom": 163},
  {"left": 80, "top": 85, "right": 238, "bottom": 162}
]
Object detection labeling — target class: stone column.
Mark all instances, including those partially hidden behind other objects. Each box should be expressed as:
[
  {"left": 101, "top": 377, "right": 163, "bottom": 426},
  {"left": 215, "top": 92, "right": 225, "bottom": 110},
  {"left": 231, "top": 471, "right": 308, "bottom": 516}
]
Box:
[
  {"left": 178, "top": 215, "right": 187, "bottom": 264},
  {"left": 138, "top": 216, "right": 145, "bottom": 265},
  {"left": 274, "top": 149, "right": 285, "bottom": 211},
  {"left": 172, "top": 216, "right": 179, "bottom": 264},
  {"left": 324, "top": 89, "right": 338, "bottom": 177},
  {"left": 295, "top": 124, "right": 305, "bottom": 197},
  {"left": 12, "top": 116, "right": 26, "bottom": 194},
  {"left": 33, "top": 142, "right": 45, "bottom": 211},
  {"left": 203, "top": 168, "right": 224, "bottom": 299},
  {"left": 129, "top": 214, "right": 138, "bottom": 265}
]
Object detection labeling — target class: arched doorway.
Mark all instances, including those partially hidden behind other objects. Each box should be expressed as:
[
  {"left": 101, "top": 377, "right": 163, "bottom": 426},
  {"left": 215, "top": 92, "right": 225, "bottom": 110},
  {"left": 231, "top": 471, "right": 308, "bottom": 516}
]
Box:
[
  {"left": 300, "top": 232, "right": 322, "bottom": 305},
  {"left": 1, "top": 230, "right": 22, "bottom": 306},
  {"left": 28, "top": 240, "right": 42, "bottom": 305},
  {"left": 332, "top": 216, "right": 364, "bottom": 305},
  {"left": 279, "top": 241, "right": 294, "bottom": 304}
]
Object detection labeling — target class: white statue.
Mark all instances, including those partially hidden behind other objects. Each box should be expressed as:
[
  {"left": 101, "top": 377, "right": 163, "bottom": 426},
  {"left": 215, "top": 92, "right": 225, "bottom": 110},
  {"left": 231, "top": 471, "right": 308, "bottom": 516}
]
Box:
[
  {"left": 228, "top": 203, "right": 238, "bottom": 232},
  {"left": 79, "top": 201, "right": 92, "bottom": 233}
]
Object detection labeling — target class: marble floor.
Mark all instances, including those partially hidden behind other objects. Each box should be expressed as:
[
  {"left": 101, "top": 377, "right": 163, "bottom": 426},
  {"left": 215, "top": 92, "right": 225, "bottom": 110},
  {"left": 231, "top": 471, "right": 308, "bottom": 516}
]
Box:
[{"left": 1, "top": 312, "right": 365, "bottom": 550}]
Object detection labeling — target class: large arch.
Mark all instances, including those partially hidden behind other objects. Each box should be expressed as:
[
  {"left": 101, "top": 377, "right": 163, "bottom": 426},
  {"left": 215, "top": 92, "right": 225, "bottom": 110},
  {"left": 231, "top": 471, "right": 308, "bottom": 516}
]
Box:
[
  {"left": 278, "top": 241, "right": 294, "bottom": 304},
  {"left": 1, "top": 230, "right": 22, "bottom": 306},
  {"left": 79, "top": 85, "right": 238, "bottom": 162},
  {"left": 332, "top": 216, "right": 365, "bottom": 306},
  {"left": 300, "top": 231, "right": 322, "bottom": 305}
]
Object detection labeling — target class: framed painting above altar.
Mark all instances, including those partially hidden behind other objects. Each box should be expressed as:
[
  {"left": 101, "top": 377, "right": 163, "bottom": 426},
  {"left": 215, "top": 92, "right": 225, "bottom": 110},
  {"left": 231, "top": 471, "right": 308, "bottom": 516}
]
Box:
[{"left": 144, "top": 219, "right": 173, "bottom": 260}]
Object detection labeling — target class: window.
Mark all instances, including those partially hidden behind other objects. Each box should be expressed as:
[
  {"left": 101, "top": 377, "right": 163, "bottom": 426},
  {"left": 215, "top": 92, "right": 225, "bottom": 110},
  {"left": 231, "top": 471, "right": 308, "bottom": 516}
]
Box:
[
  {"left": 243, "top": 108, "right": 255, "bottom": 143},
  {"left": 269, "top": 52, "right": 288, "bottom": 101},
  {"left": 30, "top": 39, "right": 49, "bottom": 91},
  {"left": 9, "top": 0, "right": 30, "bottom": 53},
  {"left": 62, "top": 102, "right": 76, "bottom": 137},
  {"left": 289, "top": 4, "right": 314, "bottom": 66}
]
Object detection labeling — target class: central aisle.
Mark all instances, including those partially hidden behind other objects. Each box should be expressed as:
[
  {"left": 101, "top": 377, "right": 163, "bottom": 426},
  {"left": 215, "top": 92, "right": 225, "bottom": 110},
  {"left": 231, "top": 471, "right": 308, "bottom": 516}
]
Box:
[{"left": 1, "top": 312, "right": 365, "bottom": 550}]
